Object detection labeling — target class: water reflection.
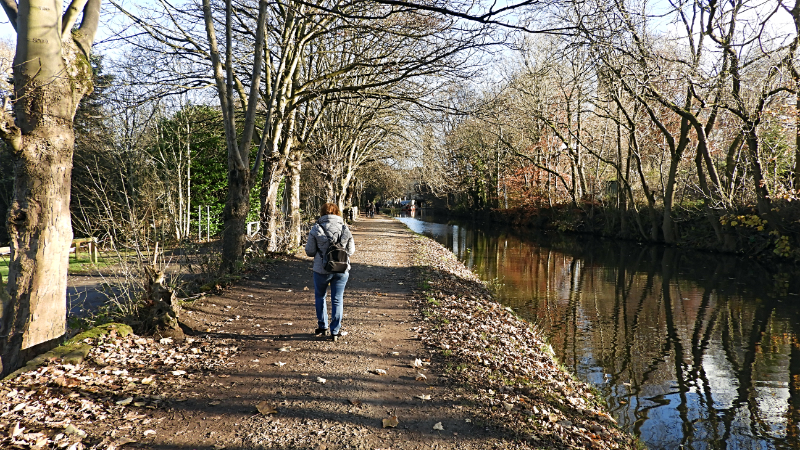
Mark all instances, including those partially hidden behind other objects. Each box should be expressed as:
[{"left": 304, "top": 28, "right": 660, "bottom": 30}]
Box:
[{"left": 396, "top": 212, "right": 800, "bottom": 450}]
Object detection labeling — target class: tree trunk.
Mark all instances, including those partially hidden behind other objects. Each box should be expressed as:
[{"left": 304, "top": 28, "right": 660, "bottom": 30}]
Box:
[
  {"left": 743, "top": 126, "right": 771, "bottom": 216},
  {"left": 221, "top": 167, "right": 250, "bottom": 271},
  {"left": 1, "top": 10, "right": 98, "bottom": 374},
  {"left": 259, "top": 156, "right": 283, "bottom": 252},
  {"left": 695, "top": 148, "right": 725, "bottom": 245},
  {"left": 662, "top": 156, "right": 679, "bottom": 244},
  {"left": 287, "top": 151, "right": 302, "bottom": 248},
  {"left": 324, "top": 172, "right": 336, "bottom": 203}
]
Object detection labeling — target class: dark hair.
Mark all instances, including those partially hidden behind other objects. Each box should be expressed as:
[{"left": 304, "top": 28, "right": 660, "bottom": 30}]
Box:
[{"left": 320, "top": 202, "right": 341, "bottom": 217}]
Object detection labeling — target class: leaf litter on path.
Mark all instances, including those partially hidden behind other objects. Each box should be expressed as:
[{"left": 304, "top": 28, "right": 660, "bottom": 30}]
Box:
[
  {"left": 382, "top": 416, "right": 399, "bottom": 428},
  {"left": 256, "top": 401, "right": 278, "bottom": 415}
]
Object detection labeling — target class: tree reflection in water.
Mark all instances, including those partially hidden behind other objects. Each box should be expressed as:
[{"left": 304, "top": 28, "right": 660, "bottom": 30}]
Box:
[{"left": 397, "top": 213, "right": 800, "bottom": 450}]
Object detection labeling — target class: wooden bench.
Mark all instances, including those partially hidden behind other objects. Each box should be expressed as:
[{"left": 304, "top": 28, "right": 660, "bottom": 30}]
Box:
[
  {"left": 0, "top": 239, "right": 98, "bottom": 263},
  {"left": 70, "top": 238, "right": 99, "bottom": 263}
]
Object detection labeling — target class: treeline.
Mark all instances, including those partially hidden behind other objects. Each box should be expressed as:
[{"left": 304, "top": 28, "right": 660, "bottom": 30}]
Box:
[
  {"left": 419, "top": 0, "right": 800, "bottom": 260},
  {"left": 0, "top": 0, "right": 465, "bottom": 253}
]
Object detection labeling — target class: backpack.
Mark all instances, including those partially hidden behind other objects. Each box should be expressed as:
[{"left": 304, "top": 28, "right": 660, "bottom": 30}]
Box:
[{"left": 319, "top": 221, "right": 349, "bottom": 273}]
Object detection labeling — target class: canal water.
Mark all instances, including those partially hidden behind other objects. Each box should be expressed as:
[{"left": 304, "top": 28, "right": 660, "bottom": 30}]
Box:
[{"left": 395, "top": 212, "right": 800, "bottom": 450}]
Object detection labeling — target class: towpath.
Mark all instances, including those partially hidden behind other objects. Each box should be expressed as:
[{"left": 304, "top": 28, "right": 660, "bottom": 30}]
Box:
[
  {"left": 138, "top": 216, "right": 502, "bottom": 449},
  {"left": 1, "top": 216, "right": 636, "bottom": 450}
]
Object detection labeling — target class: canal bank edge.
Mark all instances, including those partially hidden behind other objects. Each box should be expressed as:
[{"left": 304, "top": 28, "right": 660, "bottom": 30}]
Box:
[{"left": 407, "top": 226, "right": 641, "bottom": 449}]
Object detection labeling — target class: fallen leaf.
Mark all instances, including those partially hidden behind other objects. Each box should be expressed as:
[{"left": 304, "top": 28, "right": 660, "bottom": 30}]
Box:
[
  {"left": 303, "top": 287, "right": 309, "bottom": 291},
  {"left": 282, "top": 322, "right": 293, "bottom": 326},
  {"left": 416, "top": 373, "right": 427, "bottom": 381},
  {"left": 372, "top": 369, "right": 387, "bottom": 376},
  {"left": 11, "top": 422, "right": 23, "bottom": 437},
  {"left": 382, "top": 416, "right": 399, "bottom": 428},
  {"left": 209, "top": 401, "right": 221, "bottom": 406},
  {"left": 143, "top": 430, "right": 156, "bottom": 436},
  {"left": 116, "top": 397, "right": 134, "bottom": 406},
  {"left": 114, "top": 437, "right": 137, "bottom": 446},
  {"left": 278, "top": 347, "right": 291, "bottom": 352},
  {"left": 316, "top": 377, "right": 327, "bottom": 384},
  {"left": 412, "top": 358, "right": 423, "bottom": 368},
  {"left": 256, "top": 401, "right": 278, "bottom": 415},
  {"left": 416, "top": 394, "right": 431, "bottom": 400},
  {"left": 64, "top": 424, "right": 87, "bottom": 438},
  {"left": 348, "top": 399, "right": 363, "bottom": 407},
  {"left": 159, "top": 338, "right": 173, "bottom": 344},
  {"left": 433, "top": 422, "right": 444, "bottom": 431},
  {"left": 141, "top": 377, "right": 154, "bottom": 385},
  {"left": 275, "top": 362, "right": 286, "bottom": 367},
  {"left": 171, "top": 370, "right": 187, "bottom": 376},
  {"left": 502, "top": 402, "right": 514, "bottom": 411}
]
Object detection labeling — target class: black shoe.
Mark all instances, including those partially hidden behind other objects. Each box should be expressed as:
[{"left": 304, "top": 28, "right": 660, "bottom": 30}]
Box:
[{"left": 315, "top": 328, "right": 328, "bottom": 336}]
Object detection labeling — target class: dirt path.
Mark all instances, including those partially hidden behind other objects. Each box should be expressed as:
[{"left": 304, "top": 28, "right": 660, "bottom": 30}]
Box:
[
  {"left": 157, "top": 216, "right": 500, "bottom": 449},
  {"left": 1, "top": 216, "right": 635, "bottom": 449}
]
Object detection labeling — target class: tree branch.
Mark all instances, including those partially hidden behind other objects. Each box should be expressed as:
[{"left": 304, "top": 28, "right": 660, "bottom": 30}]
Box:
[
  {"left": 75, "top": 0, "right": 102, "bottom": 57},
  {"left": 62, "top": 0, "right": 89, "bottom": 38},
  {"left": 0, "top": 0, "right": 16, "bottom": 32}
]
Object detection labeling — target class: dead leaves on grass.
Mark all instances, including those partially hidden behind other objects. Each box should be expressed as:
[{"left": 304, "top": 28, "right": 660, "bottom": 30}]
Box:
[{"left": 0, "top": 334, "right": 239, "bottom": 449}]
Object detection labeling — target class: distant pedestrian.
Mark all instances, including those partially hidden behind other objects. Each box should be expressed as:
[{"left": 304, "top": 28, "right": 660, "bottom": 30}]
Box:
[{"left": 305, "top": 202, "right": 356, "bottom": 341}]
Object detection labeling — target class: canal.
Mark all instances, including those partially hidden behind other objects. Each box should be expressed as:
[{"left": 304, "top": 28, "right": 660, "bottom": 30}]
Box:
[{"left": 396, "top": 212, "right": 800, "bottom": 450}]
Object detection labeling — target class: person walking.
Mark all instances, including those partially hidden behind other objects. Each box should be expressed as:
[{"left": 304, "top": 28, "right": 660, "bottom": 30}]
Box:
[{"left": 305, "top": 202, "right": 356, "bottom": 341}]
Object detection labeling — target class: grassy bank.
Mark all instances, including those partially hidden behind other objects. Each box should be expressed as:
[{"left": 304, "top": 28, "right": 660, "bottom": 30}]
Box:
[{"left": 0, "top": 253, "right": 116, "bottom": 280}]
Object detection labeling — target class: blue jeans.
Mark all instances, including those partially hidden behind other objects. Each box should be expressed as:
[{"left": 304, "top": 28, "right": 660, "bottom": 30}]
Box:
[{"left": 313, "top": 271, "right": 349, "bottom": 334}]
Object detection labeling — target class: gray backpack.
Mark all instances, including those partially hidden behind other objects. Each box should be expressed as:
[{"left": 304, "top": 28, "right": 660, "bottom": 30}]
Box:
[{"left": 319, "top": 221, "right": 349, "bottom": 273}]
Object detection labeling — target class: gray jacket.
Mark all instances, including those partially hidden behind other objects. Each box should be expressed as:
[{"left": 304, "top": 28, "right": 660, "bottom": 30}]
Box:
[{"left": 305, "top": 214, "right": 356, "bottom": 274}]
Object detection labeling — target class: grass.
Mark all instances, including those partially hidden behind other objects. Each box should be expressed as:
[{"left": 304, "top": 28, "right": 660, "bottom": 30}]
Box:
[{"left": 1, "top": 253, "right": 116, "bottom": 280}]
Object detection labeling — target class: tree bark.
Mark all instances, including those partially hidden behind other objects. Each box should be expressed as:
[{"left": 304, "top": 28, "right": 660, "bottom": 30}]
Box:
[
  {"left": 743, "top": 126, "right": 771, "bottom": 216},
  {"left": 662, "top": 155, "right": 680, "bottom": 244},
  {"left": 1, "top": 0, "right": 99, "bottom": 375},
  {"left": 221, "top": 167, "right": 250, "bottom": 271},
  {"left": 286, "top": 150, "right": 302, "bottom": 248},
  {"left": 259, "top": 156, "right": 283, "bottom": 252}
]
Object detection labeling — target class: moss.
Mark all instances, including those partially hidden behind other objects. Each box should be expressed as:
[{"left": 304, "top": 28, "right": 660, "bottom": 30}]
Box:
[
  {"left": 3, "top": 322, "right": 132, "bottom": 381},
  {"left": 64, "top": 322, "right": 132, "bottom": 345}
]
